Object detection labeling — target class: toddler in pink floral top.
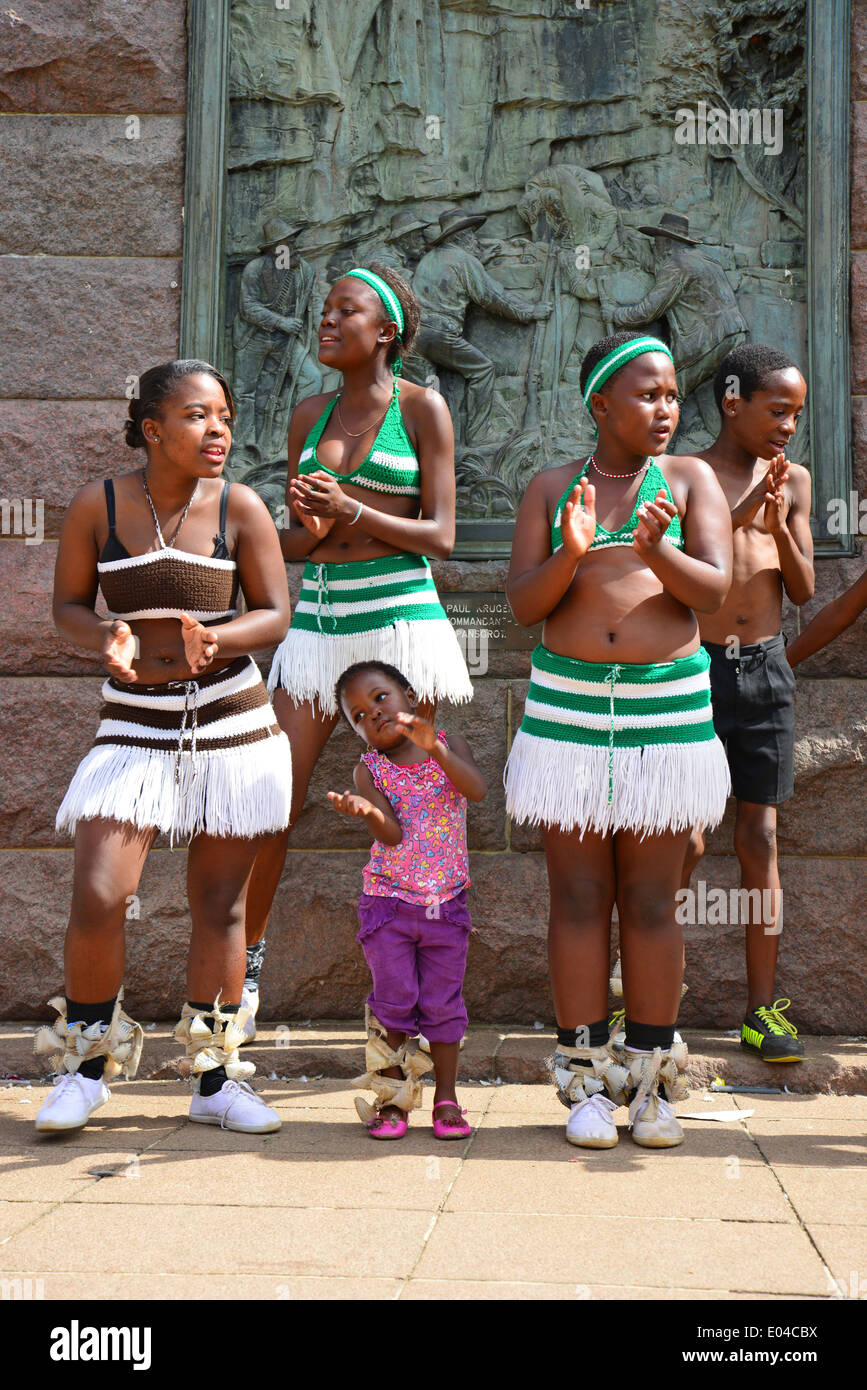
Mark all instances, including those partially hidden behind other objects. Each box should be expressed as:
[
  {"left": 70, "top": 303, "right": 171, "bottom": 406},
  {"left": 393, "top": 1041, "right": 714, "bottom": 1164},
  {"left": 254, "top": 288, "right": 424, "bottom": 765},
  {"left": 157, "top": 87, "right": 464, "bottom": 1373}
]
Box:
[{"left": 329, "top": 661, "right": 486, "bottom": 1141}]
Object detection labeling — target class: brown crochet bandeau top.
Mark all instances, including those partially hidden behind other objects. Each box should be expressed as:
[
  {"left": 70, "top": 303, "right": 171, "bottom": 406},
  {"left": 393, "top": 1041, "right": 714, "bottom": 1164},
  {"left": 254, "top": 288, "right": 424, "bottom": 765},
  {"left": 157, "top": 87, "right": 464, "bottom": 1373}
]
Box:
[{"left": 97, "top": 479, "right": 239, "bottom": 624}]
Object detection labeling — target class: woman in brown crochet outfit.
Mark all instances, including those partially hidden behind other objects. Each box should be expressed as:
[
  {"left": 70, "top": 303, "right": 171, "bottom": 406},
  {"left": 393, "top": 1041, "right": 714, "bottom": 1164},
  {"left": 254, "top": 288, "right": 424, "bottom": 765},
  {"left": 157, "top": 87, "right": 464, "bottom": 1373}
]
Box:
[{"left": 35, "top": 360, "right": 292, "bottom": 1138}]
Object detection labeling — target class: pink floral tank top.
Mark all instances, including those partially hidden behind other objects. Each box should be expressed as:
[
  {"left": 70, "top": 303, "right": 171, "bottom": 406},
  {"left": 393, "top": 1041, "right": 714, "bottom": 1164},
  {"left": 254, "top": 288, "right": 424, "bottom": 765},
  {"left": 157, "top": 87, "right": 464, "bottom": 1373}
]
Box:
[{"left": 361, "top": 734, "right": 470, "bottom": 905}]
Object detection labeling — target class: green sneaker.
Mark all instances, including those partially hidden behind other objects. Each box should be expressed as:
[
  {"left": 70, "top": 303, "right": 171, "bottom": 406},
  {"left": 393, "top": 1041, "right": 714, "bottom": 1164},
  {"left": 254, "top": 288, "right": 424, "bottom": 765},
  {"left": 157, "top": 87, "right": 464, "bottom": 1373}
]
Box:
[{"left": 741, "top": 999, "right": 804, "bottom": 1062}]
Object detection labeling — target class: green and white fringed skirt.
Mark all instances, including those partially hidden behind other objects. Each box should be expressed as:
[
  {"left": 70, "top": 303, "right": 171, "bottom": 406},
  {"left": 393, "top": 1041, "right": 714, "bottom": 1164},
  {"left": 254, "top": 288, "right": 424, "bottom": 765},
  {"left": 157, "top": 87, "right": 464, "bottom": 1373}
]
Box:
[
  {"left": 267, "top": 552, "right": 473, "bottom": 715},
  {"left": 505, "top": 644, "right": 730, "bottom": 836}
]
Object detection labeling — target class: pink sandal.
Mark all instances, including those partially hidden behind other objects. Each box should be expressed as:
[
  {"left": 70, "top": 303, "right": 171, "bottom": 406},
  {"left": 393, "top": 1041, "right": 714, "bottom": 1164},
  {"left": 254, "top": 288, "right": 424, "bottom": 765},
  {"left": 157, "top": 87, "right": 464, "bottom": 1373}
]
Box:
[
  {"left": 368, "top": 1109, "right": 409, "bottom": 1140},
  {"left": 432, "top": 1099, "right": 471, "bottom": 1140}
]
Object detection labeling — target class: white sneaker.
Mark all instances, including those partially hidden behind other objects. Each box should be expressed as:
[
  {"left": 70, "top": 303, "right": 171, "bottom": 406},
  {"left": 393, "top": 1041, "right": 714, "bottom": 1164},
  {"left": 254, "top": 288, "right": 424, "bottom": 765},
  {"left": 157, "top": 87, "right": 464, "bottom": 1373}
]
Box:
[
  {"left": 565, "top": 1093, "right": 619, "bottom": 1148},
  {"left": 239, "top": 985, "right": 259, "bottom": 1043},
  {"left": 630, "top": 1093, "right": 684, "bottom": 1149},
  {"left": 189, "top": 1078, "right": 281, "bottom": 1133},
  {"left": 35, "top": 1072, "right": 110, "bottom": 1133}
]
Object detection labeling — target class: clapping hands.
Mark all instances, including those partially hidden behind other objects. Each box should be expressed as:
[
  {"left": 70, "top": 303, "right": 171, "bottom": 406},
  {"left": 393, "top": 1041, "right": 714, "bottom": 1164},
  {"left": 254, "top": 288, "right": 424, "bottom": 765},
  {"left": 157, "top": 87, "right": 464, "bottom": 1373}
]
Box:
[
  {"left": 633, "top": 488, "right": 677, "bottom": 555},
  {"left": 560, "top": 477, "right": 597, "bottom": 560}
]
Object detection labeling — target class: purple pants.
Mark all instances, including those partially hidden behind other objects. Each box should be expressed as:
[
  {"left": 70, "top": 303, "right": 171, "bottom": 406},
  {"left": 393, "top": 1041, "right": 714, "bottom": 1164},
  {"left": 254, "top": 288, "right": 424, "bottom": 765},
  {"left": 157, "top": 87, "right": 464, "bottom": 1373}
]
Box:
[{"left": 357, "top": 891, "right": 471, "bottom": 1043}]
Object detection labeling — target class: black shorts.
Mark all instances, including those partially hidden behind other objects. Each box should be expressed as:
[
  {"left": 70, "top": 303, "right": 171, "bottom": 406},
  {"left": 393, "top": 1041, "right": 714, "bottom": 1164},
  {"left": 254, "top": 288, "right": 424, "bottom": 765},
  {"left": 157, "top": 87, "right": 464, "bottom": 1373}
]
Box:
[{"left": 704, "top": 633, "right": 795, "bottom": 806}]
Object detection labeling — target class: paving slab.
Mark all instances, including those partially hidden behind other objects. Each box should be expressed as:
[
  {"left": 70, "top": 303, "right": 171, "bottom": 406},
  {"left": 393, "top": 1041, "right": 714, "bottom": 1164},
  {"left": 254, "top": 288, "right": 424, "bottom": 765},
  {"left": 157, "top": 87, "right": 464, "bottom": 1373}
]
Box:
[
  {"left": 415, "top": 1212, "right": 830, "bottom": 1296},
  {"left": 743, "top": 1121, "right": 867, "bottom": 1226},
  {"left": 0, "top": 1078, "right": 862, "bottom": 1301},
  {"left": 746, "top": 1117, "right": 867, "bottom": 1157},
  {"left": 764, "top": 1166, "right": 867, "bottom": 1228},
  {"left": 398, "top": 1280, "right": 813, "bottom": 1301},
  {"left": 0, "top": 1147, "right": 140, "bottom": 1202},
  {"left": 806, "top": 1226, "right": 867, "bottom": 1299},
  {"left": 445, "top": 1150, "right": 792, "bottom": 1223},
  {"left": 732, "top": 1093, "right": 867, "bottom": 1120},
  {"left": 69, "top": 1147, "right": 464, "bottom": 1212},
  {"left": 0, "top": 1082, "right": 185, "bottom": 1151},
  {"left": 0, "top": 1203, "right": 433, "bottom": 1279},
  {"left": 2, "top": 1273, "right": 402, "bottom": 1301},
  {"left": 462, "top": 1112, "right": 760, "bottom": 1164},
  {"left": 0, "top": 1200, "right": 56, "bottom": 1243}
]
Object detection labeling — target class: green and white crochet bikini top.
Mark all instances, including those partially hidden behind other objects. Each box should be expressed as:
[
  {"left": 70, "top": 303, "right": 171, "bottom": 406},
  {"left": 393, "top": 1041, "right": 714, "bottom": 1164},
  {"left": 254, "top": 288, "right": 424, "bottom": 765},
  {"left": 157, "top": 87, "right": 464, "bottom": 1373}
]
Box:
[
  {"left": 298, "top": 381, "right": 421, "bottom": 498},
  {"left": 551, "top": 455, "right": 684, "bottom": 554}
]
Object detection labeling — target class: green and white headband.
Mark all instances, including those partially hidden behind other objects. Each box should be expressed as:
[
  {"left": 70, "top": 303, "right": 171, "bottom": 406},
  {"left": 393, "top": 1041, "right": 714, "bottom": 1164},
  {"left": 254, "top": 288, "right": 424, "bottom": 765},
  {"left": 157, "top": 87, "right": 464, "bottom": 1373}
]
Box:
[
  {"left": 582, "top": 336, "right": 674, "bottom": 419},
  {"left": 345, "top": 268, "right": 405, "bottom": 332},
  {"left": 345, "top": 267, "right": 405, "bottom": 376}
]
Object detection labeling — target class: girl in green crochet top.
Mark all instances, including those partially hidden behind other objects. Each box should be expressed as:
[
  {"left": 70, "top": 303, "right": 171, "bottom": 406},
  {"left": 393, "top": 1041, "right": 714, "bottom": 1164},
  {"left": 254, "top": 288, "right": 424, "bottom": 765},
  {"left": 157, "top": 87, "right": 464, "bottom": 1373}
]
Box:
[
  {"left": 504, "top": 330, "right": 733, "bottom": 1153},
  {"left": 243, "top": 263, "right": 471, "bottom": 1023}
]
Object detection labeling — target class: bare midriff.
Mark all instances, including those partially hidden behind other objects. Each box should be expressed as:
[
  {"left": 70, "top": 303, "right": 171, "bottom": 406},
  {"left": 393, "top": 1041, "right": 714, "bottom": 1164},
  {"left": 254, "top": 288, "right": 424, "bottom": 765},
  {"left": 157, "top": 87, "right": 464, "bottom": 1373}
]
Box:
[
  {"left": 303, "top": 481, "right": 422, "bottom": 564},
  {"left": 698, "top": 525, "right": 783, "bottom": 646},
  {"left": 542, "top": 546, "right": 700, "bottom": 665},
  {"left": 116, "top": 618, "right": 239, "bottom": 686}
]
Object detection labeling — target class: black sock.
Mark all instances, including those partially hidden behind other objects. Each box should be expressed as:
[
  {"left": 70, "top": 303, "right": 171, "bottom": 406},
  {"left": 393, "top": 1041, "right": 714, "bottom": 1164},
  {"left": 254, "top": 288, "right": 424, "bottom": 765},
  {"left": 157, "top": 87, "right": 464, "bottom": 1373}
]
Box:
[
  {"left": 557, "top": 1019, "right": 609, "bottom": 1050},
  {"left": 66, "top": 997, "right": 116, "bottom": 1080},
  {"left": 624, "top": 1019, "right": 675, "bottom": 1052},
  {"left": 188, "top": 1001, "right": 240, "bottom": 1097},
  {"left": 244, "top": 938, "right": 266, "bottom": 990}
]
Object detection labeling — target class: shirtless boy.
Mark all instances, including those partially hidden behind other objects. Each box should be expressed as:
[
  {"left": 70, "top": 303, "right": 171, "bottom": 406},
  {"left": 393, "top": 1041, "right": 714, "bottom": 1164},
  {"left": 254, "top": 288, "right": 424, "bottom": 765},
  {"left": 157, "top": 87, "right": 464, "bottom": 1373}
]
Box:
[{"left": 681, "top": 344, "right": 814, "bottom": 1062}]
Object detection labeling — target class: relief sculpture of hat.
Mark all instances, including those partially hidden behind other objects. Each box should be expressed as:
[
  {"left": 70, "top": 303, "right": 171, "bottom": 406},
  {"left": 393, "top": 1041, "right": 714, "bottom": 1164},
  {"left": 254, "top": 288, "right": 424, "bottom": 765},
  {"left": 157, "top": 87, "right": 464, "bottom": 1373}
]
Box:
[
  {"left": 259, "top": 217, "right": 304, "bottom": 251},
  {"left": 636, "top": 212, "right": 699, "bottom": 245},
  {"left": 385, "top": 209, "right": 431, "bottom": 242},
  {"left": 429, "top": 207, "right": 489, "bottom": 245}
]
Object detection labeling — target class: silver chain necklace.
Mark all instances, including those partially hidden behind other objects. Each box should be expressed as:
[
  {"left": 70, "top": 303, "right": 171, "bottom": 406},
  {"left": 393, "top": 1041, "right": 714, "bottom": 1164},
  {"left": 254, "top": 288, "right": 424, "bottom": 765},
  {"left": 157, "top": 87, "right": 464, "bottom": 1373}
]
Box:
[{"left": 141, "top": 470, "right": 200, "bottom": 549}]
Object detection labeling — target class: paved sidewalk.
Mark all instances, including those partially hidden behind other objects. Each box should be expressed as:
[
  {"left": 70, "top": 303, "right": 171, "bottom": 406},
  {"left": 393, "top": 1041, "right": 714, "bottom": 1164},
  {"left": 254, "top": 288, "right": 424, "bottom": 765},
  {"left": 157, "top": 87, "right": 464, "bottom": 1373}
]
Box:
[{"left": 1, "top": 1076, "right": 865, "bottom": 1300}]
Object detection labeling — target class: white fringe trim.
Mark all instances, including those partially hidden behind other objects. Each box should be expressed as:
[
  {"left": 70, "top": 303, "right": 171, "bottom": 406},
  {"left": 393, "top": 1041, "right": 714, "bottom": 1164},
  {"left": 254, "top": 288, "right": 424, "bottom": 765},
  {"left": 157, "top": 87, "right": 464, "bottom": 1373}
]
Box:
[
  {"left": 267, "top": 619, "right": 474, "bottom": 714},
  {"left": 504, "top": 731, "right": 730, "bottom": 837},
  {"left": 56, "top": 734, "right": 292, "bottom": 841}
]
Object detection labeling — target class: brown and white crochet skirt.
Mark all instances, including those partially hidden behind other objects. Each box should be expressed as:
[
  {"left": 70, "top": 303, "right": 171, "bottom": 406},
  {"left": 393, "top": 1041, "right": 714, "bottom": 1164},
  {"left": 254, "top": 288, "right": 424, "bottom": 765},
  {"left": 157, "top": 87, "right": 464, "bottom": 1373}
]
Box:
[{"left": 56, "top": 657, "right": 292, "bottom": 841}]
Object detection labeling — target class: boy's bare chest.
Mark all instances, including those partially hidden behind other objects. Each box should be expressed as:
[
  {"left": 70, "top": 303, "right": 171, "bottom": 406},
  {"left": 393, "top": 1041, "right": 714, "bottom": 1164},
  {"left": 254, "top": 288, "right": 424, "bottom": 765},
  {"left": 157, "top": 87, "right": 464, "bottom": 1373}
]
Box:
[{"left": 732, "top": 522, "right": 781, "bottom": 578}]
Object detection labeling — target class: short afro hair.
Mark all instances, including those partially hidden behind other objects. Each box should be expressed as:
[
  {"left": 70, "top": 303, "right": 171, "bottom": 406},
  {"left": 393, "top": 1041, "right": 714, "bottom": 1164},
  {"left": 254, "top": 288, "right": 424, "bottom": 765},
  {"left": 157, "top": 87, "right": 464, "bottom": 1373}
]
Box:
[
  {"left": 334, "top": 660, "right": 414, "bottom": 725},
  {"left": 713, "top": 343, "right": 802, "bottom": 411}
]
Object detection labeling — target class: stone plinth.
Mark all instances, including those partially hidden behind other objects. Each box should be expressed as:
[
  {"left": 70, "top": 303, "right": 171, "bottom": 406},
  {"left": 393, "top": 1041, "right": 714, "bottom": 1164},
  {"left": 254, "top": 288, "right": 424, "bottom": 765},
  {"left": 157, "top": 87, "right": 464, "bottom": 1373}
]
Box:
[
  {"left": 1, "top": 842, "right": 863, "bottom": 1034},
  {"left": 0, "top": 2, "right": 186, "bottom": 113},
  {"left": 0, "top": 402, "right": 131, "bottom": 537},
  {"left": 0, "top": 257, "right": 181, "bottom": 399},
  {"left": 0, "top": 116, "right": 185, "bottom": 257}
]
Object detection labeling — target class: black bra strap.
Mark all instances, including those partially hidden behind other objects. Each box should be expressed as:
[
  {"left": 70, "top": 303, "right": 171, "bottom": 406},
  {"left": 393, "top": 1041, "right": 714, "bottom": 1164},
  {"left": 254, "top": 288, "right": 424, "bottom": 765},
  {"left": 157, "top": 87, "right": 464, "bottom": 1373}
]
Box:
[
  {"left": 103, "top": 479, "right": 117, "bottom": 534},
  {"left": 218, "top": 480, "right": 230, "bottom": 539}
]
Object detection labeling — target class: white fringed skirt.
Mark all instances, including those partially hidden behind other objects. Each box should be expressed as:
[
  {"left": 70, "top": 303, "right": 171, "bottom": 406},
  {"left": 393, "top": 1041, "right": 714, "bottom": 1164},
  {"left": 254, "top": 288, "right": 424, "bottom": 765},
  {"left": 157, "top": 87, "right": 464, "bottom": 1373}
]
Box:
[
  {"left": 268, "top": 552, "right": 473, "bottom": 716},
  {"left": 505, "top": 644, "right": 731, "bottom": 837},
  {"left": 56, "top": 657, "right": 292, "bottom": 842}
]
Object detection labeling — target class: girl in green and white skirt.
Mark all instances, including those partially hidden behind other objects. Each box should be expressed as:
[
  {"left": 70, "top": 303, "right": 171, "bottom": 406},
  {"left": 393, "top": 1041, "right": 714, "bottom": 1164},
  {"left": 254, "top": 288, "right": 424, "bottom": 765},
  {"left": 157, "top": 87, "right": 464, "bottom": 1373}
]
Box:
[
  {"left": 504, "top": 331, "right": 732, "bottom": 1151},
  {"left": 243, "top": 265, "right": 472, "bottom": 1015}
]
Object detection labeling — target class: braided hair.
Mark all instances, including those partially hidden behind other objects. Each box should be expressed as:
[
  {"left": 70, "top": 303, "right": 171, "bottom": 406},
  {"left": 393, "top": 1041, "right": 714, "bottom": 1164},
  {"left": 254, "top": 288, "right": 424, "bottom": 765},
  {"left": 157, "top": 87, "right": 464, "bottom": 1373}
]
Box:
[{"left": 365, "top": 261, "right": 421, "bottom": 366}]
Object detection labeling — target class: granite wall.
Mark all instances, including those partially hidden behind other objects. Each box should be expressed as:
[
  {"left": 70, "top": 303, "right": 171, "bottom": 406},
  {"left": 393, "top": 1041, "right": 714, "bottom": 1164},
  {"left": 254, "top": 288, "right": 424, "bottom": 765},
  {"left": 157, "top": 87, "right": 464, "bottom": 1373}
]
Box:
[{"left": 0, "top": 1, "right": 863, "bottom": 1029}]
